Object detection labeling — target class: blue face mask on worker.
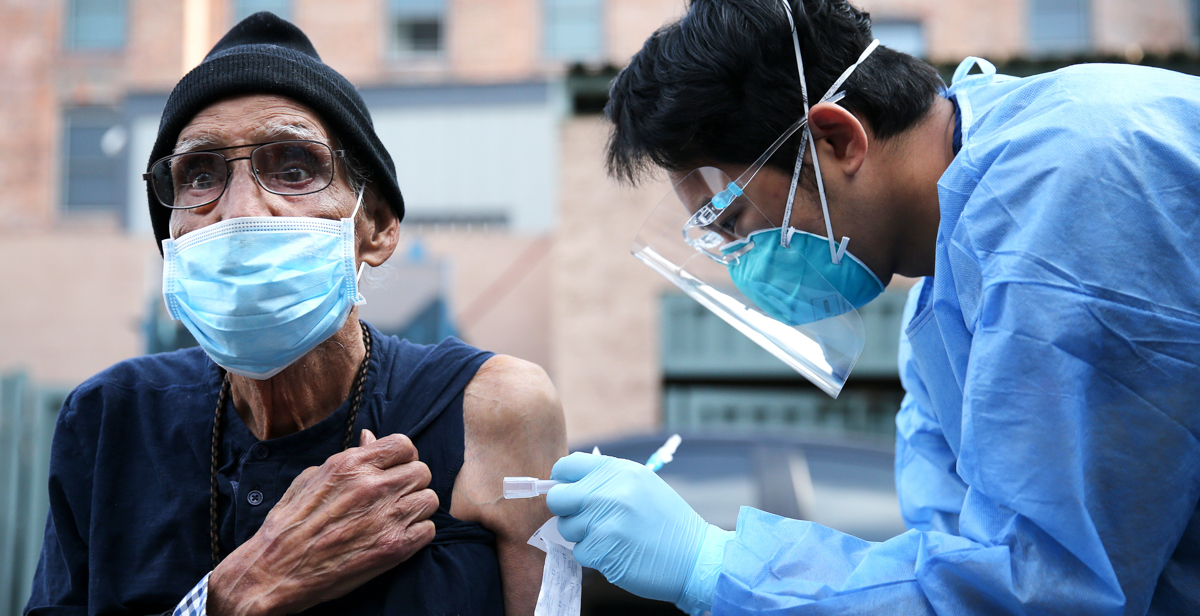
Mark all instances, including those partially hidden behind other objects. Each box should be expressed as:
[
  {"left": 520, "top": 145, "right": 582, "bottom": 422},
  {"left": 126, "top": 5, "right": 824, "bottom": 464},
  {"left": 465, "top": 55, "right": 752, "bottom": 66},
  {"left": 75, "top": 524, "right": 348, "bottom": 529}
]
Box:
[
  {"left": 688, "top": 39, "right": 885, "bottom": 326},
  {"left": 722, "top": 227, "right": 882, "bottom": 324},
  {"left": 160, "top": 192, "right": 366, "bottom": 380}
]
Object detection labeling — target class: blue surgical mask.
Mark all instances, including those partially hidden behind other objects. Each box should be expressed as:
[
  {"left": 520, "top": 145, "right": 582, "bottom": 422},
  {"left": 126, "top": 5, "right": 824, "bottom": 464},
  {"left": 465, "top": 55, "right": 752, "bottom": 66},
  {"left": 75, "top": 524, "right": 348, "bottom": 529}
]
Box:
[
  {"left": 161, "top": 197, "right": 365, "bottom": 380},
  {"left": 725, "top": 227, "right": 884, "bottom": 326}
]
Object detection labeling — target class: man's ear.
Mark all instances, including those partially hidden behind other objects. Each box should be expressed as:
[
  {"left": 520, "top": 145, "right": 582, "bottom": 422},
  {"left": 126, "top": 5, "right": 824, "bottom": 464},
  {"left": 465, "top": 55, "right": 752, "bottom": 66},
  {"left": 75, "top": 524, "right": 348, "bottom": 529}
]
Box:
[
  {"left": 806, "top": 102, "right": 869, "bottom": 176},
  {"left": 357, "top": 184, "right": 400, "bottom": 268}
]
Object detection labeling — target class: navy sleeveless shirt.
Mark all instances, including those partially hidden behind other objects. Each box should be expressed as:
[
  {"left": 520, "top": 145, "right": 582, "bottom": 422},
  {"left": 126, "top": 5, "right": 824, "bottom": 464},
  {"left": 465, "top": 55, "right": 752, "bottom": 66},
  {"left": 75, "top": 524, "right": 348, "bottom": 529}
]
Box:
[{"left": 26, "top": 324, "right": 504, "bottom": 616}]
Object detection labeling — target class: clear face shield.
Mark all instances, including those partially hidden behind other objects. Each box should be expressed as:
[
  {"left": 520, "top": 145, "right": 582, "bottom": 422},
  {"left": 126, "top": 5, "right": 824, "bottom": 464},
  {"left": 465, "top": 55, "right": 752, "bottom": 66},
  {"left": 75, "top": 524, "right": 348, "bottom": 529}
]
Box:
[{"left": 631, "top": 3, "right": 881, "bottom": 397}]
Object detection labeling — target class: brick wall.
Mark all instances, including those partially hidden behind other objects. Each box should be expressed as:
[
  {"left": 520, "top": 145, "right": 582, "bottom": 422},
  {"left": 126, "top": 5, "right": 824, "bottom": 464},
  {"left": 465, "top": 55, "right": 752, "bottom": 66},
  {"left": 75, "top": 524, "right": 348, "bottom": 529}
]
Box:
[
  {"left": 449, "top": 0, "right": 540, "bottom": 80},
  {"left": 0, "top": 0, "right": 60, "bottom": 229}
]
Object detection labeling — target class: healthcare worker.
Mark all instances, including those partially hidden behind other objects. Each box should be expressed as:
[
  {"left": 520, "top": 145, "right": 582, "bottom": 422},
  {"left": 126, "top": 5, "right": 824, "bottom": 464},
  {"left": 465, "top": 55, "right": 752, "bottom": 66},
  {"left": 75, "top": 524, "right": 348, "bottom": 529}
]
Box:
[{"left": 547, "top": 0, "right": 1200, "bottom": 614}]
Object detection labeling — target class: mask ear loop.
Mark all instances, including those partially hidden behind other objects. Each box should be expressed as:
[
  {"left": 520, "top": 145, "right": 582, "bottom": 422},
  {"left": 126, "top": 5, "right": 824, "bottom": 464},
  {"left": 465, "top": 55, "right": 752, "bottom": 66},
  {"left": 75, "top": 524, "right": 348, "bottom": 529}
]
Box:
[
  {"left": 350, "top": 188, "right": 368, "bottom": 283},
  {"left": 350, "top": 187, "right": 364, "bottom": 222},
  {"left": 777, "top": 0, "right": 880, "bottom": 264},
  {"left": 809, "top": 39, "right": 880, "bottom": 264},
  {"left": 779, "top": 0, "right": 808, "bottom": 250}
]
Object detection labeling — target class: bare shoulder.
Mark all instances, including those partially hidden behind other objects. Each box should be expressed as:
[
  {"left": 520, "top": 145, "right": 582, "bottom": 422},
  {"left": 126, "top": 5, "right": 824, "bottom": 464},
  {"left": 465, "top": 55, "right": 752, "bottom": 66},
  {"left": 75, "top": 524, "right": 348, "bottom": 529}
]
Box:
[
  {"left": 451, "top": 355, "right": 566, "bottom": 528},
  {"left": 463, "top": 354, "right": 562, "bottom": 430},
  {"left": 456, "top": 357, "right": 565, "bottom": 616}
]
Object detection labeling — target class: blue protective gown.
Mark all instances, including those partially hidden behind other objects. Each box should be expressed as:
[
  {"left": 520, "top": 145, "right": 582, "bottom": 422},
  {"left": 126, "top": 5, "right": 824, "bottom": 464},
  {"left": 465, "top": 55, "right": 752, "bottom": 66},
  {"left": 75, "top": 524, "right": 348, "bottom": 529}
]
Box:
[{"left": 710, "top": 59, "right": 1200, "bottom": 615}]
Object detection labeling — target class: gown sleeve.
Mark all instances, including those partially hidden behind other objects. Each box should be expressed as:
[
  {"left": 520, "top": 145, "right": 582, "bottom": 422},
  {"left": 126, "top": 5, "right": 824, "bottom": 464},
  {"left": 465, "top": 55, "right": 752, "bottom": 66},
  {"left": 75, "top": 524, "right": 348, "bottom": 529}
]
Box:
[
  {"left": 709, "top": 72, "right": 1200, "bottom": 614},
  {"left": 712, "top": 282, "right": 1200, "bottom": 614},
  {"left": 894, "top": 279, "right": 968, "bottom": 537}
]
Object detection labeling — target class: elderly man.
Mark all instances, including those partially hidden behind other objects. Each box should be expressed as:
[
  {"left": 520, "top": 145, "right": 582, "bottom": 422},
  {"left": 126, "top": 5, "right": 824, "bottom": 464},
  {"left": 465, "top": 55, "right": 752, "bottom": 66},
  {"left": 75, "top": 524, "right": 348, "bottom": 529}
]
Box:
[{"left": 26, "top": 13, "right": 565, "bottom": 616}]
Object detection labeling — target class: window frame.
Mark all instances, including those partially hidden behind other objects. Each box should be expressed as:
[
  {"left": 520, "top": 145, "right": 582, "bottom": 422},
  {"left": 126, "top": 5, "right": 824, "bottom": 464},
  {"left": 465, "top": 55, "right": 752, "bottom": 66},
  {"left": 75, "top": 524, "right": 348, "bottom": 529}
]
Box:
[
  {"left": 63, "top": 0, "right": 128, "bottom": 52},
  {"left": 1027, "top": 0, "right": 1092, "bottom": 57},
  {"left": 387, "top": 0, "right": 448, "bottom": 58},
  {"left": 542, "top": 0, "right": 605, "bottom": 62},
  {"left": 60, "top": 106, "right": 128, "bottom": 220},
  {"left": 232, "top": 0, "right": 293, "bottom": 24}
]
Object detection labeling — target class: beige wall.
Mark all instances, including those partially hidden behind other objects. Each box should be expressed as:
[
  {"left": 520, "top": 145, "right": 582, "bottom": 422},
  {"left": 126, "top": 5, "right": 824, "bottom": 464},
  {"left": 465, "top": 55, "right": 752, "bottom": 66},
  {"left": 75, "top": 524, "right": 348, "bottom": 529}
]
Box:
[
  {"left": 0, "top": 233, "right": 156, "bottom": 386},
  {"left": 297, "top": 0, "right": 386, "bottom": 83},
  {"left": 126, "top": 0, "right": 188, "bottom": 89},
  {"left": 450, "top": 0, "right": 541, "bottom": 81},
  {"left": 415, "top": 230, "right": 555, "bottom": 374},
  {"left": 1093, "top": 0, "right": 1195, "bottom": 55},
  {"left": 861, "top": 0, "right": 1026, "bottom": 61},
  {"left": 551, "top": 117, "right": 674, "bottom": 445},
  {"left": 607, "top": 0, "right": 687, "bottom": 65}
]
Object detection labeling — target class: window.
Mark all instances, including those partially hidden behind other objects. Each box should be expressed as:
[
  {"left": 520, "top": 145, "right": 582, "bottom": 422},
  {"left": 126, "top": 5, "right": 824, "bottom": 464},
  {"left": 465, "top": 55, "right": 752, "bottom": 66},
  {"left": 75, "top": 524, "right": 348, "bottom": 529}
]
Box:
[
  {"left": 544, "top": 0, "right": 603, "bottom": 61},
  {"left": 234, "top": 0, "right": 292, "bottom": 23},
  {"left": 65, "top": 0, "right": 126, "bottom": 50},
  {"left": 389, "top": 0, "right": 445, "bottom": 55},
  {"left": 1193, "top": 0, "right": 1200, "bottom": 47},
  {"left": 1029, "top": 0, "right": 1091, "bottom": 56},
  {"left": 61, "top": 108, "right": 126, "bottom": 215},
  {"left": 872, "top": 19, "right": 926, "bottom": 58}
]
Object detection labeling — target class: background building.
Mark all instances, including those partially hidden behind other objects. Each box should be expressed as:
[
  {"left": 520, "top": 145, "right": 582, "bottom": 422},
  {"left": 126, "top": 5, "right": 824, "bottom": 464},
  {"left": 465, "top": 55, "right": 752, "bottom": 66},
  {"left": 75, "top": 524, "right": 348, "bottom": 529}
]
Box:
[{"left": 1, "top": 0, "right": 1198, "bottom": 611}]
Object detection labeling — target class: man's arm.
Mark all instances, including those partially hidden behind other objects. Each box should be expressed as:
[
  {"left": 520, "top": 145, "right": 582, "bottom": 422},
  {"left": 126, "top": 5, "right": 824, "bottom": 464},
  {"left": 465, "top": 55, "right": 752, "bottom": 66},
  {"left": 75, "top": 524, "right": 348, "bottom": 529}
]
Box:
[{"left": 452, "top": 355, "right": 568, "bottom": 616}]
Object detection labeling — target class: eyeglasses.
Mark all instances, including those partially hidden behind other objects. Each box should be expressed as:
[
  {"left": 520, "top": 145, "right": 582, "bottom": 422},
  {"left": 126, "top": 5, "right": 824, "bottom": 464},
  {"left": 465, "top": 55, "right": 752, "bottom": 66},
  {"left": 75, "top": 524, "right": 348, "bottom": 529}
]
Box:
[{"left": 143, "top": 140, "right": 346, "bottom": 209}]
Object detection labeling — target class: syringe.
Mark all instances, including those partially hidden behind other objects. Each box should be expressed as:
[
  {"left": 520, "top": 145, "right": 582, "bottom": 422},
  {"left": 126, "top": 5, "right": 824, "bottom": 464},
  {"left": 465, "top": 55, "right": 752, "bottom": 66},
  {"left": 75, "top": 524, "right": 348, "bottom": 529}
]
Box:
[
  {"left": 503, "top": 435, "right": 682, "bottom": 499},
  {"left": 644, "top": 434, "right": 682, "bottom": 471},
  {"left": 503, "top": 477, "right": 561, "bottom": 499}
]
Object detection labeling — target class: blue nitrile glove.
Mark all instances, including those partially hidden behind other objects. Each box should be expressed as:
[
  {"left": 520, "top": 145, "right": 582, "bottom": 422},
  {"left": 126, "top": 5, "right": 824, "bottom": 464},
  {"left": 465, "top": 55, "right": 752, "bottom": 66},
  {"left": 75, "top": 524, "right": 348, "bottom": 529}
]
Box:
[{"left": 546, "top": 453, "right": 734, "bottom": 613}]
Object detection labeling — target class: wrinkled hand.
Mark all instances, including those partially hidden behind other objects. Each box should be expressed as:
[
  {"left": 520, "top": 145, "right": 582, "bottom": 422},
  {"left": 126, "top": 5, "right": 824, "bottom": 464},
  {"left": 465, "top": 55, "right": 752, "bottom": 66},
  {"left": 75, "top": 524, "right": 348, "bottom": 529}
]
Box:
[
  {"left": 208, "top": 430, "right": 438, "bottom": 616},
  {"left": 546, "top": 453, "right": 709, "bottom": 603}
]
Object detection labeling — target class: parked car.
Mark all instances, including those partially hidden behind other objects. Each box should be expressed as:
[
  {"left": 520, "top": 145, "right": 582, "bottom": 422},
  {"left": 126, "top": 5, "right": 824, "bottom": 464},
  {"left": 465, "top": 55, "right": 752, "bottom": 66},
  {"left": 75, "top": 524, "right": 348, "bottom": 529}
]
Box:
[{"left": 570, "top": 432, "right": 907, "bottom": 616}]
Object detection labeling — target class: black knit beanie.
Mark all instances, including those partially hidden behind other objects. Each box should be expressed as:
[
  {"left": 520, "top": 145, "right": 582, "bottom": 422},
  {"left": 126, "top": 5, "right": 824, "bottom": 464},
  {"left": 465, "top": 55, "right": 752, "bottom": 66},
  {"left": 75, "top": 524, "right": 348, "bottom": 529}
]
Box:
[{"left": 146, "top": 11, "right": 404, "bottom": 250}]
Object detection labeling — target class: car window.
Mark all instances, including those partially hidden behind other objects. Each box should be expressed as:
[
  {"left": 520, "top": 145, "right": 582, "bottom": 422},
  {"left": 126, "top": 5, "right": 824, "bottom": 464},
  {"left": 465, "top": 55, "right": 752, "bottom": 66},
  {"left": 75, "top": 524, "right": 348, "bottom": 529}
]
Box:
[
  {"left": 802, "top": 450, "right": 906, "bottom": 542},
  {"left": 658, "top": 450, "right": 758, "bottom": 531}
]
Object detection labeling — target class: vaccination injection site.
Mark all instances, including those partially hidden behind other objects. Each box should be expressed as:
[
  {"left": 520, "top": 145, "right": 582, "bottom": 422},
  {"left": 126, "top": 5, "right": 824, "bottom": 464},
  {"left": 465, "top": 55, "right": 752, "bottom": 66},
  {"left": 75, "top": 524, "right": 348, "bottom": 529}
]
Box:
[{"left": 2, "top": 0, "right": 1200, "bottom": 614}]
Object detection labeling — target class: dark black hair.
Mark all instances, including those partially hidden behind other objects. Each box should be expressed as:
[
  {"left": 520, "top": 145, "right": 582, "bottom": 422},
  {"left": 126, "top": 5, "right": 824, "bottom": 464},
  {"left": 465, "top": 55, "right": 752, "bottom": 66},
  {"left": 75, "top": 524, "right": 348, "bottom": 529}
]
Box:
[{"left": 605, "top": 0, "right": 944, "bottom": 183}]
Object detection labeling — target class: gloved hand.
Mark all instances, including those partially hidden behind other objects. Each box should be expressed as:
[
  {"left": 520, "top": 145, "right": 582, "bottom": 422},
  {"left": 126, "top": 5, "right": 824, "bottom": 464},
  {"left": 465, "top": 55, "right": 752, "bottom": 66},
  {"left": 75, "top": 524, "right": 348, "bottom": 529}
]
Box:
[{"left": 547, "top": 452, "right": 732, "bottom": 612}]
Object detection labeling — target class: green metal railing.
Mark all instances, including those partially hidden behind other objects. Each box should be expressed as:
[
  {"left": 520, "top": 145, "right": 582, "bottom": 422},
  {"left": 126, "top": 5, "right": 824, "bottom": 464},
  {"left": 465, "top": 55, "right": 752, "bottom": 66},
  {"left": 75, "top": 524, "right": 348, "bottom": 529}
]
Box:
[
  {"left": 660, "top": 289, "right": 910, "bottom": 381},
  {"left": 0, "top": 373, "right": 68, "bottom": 616},
  {"left": 660, "top": 290, "right": 911, "bottom": 439}
]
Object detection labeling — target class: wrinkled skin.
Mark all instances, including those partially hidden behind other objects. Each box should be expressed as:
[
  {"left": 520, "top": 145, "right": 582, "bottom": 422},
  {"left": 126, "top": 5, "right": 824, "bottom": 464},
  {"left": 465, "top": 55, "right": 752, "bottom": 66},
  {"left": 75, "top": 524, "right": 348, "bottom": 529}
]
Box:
[
  {"left": 169, "top": 94, "right": 566, "bottom": 616},
  {"left": 208, "top": 431, "right": 438, "bottom": 616}
]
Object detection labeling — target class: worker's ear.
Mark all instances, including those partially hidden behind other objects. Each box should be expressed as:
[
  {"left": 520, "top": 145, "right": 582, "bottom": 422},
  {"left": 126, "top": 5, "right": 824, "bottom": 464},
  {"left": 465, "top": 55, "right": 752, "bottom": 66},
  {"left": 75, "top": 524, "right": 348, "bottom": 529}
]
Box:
[
  {"left": 806, "top": 102, "right": 869, "bottom": 177},
  {"left": 356, "top": 184, "right": 399, "bottom": 268}
]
